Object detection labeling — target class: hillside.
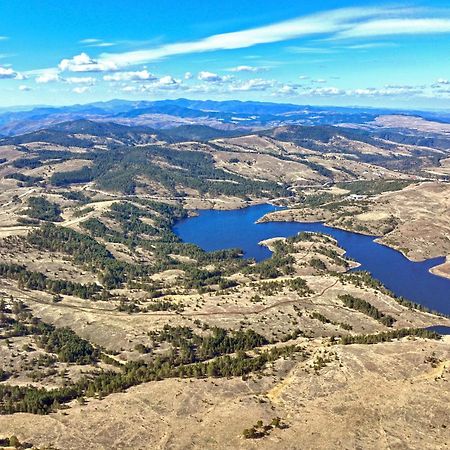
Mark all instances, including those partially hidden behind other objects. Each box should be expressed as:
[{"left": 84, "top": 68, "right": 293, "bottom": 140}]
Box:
[{"left": 0, "top": 117, "right": 449, "bottom": 449}]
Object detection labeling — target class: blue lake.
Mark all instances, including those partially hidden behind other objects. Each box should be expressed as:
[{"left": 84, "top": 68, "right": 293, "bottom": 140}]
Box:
[
  {"left": 426, "top": 326, "right": 450, "bottom": 335},
  {"left": 173, "top": 203, "right": 450, "bottom": 315}
]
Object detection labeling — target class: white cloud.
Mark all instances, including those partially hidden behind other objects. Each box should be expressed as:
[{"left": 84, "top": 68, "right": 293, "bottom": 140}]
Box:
[
  {"left": 334, "top": 18, "right": 450, "bottom": 39},
  {"left": 436, "top": 78, "right": 449, "bottom": 85},
  {"left": 72, "top": 86, "right": 90, "bottom": 94},
  {"left": 80, "top": 38, "right": 115, "bottom": 48},
  {"left": 121, "top": 85, "right": 137, "bottom": 93},
  {"left": 79, "top": 38, "right": 100, "bottom": 44},
  {"left": 59, "top": 52, "right": 117, "bottom": 72},
  {"left": 304, "top": 86, "right": 345, "bottom": 96},
  {"left": 184, "top": 71, "right": 193, "bottom": 80},
  {"left": 103, "top": 70, "right": 156, "bottom": 81},
  {"left": 197, "top": 71, "right": 231, "bottom": 83},
  {"left": 0, "top": 67, "right": 15, "bottom": 78},
  {"left": 19, "top": 85, "right": 31, "bottom": 91},
  {"left": 36, "top": 71, "right": 61, "bottom": 83},
  {"left": 344, "top": 42, "right": 396, "bottom": 49},
  {"left": 348, "top": 86, "right": 422, "bottom": 96},
  {"left": 66, "top": 76, "right": 96, "bottom": 85},
  {"left": 122, "top": 76, "right": 184, "bottom": 93},
  {"left": 157, "top": 75, "right": 178, "bottom": 86},
  {"left": 98, "top": 7, "right": 413, "bottom": 68},
  {"left": 0, "top": 66, "right": 24, "bottom": 80},
  {"left": 287, "top": 46, "right": 333, "bottom": 54},
  {"left": 229, "top": 78, "right": 275, "bottom": 92},
  {"left": 229, "top": 65, "right": 267, "bottom": 73},
  {"left": 277, "top": 84, "right": 298, "bottom": 95}
]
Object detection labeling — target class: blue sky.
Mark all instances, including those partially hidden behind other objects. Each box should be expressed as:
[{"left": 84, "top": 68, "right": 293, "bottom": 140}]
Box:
[{"left": 0, "top": 1, "right": 450, "bottom": 109}]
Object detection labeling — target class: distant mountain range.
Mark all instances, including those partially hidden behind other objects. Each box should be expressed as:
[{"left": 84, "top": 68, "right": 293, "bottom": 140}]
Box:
[{"left": 1, "top": 98, "right": 450, "bottom": 137}]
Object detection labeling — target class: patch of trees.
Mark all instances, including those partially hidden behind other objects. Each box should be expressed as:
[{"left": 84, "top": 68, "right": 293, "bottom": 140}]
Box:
[
  {"left": 243, "top": 417, "right": 289, "bottom": 439},
  {"left": 16, "top": 217, "right": 40, "bottom": 226},
  {"left": 37, "top": 326, "right": 99, "bottom": 364},
  {"left": 0, "top": 369, "right": 11, "bottom": 381},
  {"left": 182, "top": 267, "right": 224, "bottom": 292},
  {"left": 310, "top": 311, "right": 353, "bottom": 331},
  {"left": 301, "top": 159, "right": 334, "bottom": 178},
  {"left": 145, "top": 300, "right": 184, "bottom": 312},
  {"left": 296, "top": 192, "right": 342, "bottom": 209},
  {"left": 59, "top": 190, "right": 90, "bottom": 203},
  {"left": 6, "top": 128, "right": 93, "bottom": 147},
  {"left": 255, "top": 277, "right": 312, "bottom": 297},
  {"left": 0, "top": 304, "right": 99, "bottom": 364},
  {"left": 12, "top": 157, "right": 42, "bottom": 169},
  {"left": 50, "top": 166, "right": 93, "bottom": 186},
  {"left": 0, "top": 343, "right": 302, "bottom": 415},
  {"left": 338, "top": 271, "right": 450, "bottom": 319},
  {"left": 339, "top": 271, "right": 387, "bottom": 289},
  {"left": 310, "top": 258, "right": 327, "bottom": 271},
  {"left": 24, "top": 197, "right": 62, "bottom": 222},
  {"left": 5, "top": 173, "right": 43, "bottom": 185},
  {"left": 0, "top": 263, "right": 102, "bottom": 299},
  {"left": 316, "top": 245, "right": 348, "bottom": 268},
  {"left": 49, "top": 144, "right": 288, "bottom": 198},
  {"left": 27, "top": 203, "right": 247, "bottom": 293},
  {"left": 0, "top": 436, "right": 26, "bottom": 449},
  {"left": 339, "top": 294, "right": 396, "bottom": 327},
  {"left": 27, "top": 223, "right": 133, "bottom": 289},
  {"left": 288, "top": 277, "right": 313, "bottom": 296},
  {"left": 247, "top": 253, "right": 295, "bottom": 279},
  {"left": 340, "top": 328, "right": 440, "bottom": 345},
  {"left": 149, "top": 325, "right": 269, "bottom": 364},
  {"left": 336, "top": 179, "right": 413, "bottom": 196}
]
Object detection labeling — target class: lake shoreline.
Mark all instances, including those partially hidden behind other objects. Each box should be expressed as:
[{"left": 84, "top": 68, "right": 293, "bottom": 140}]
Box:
[
  {"left": 258, "top": 208, "right": 450, "bottom": 282},
  {"left": 175, "top": 203, "right": 450, "bottom": 315}
]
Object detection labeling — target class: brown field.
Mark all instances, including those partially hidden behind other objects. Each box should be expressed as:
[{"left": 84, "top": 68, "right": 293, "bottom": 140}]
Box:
[{"left": 1, "top": 336, "right": 448, "bottom": 450}]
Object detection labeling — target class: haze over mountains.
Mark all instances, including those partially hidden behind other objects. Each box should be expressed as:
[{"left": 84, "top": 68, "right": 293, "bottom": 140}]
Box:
[{"left": 1, "top": 98, "right": 450, "bottom": 137}]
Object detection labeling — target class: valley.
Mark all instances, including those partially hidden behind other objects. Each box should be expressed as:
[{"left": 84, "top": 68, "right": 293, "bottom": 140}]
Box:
[{"left": 0, "top": 104, "right": 449, "bottom": 449}]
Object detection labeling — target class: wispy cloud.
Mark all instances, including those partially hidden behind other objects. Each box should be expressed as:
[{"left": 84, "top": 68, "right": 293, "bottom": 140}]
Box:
[
  {"left": 342, "top": 42, "right": 396, "bottom": 49},
  {"left": 80, "top": 38, "right": 115, "bottom": 48},
  {"left": 91, "top": 6, "right": 450, "bottom": 70},
  {"left": 66, "top": 76, "right": 96, "bottom": 85},
  {"left": 228, "top": 65, "right": 268, "bottom": 73},
  {"left": 72, "top": 86, "right": 90, "bottom": 94},
  {"left": 98, "top": 6, "right": 413, "bottom": 68},
  {"left": 286, "top": 46, "right": 334, "bottom": 54},
  {"left": 334, "top": 18, "right": 450, "bottom": 39}
]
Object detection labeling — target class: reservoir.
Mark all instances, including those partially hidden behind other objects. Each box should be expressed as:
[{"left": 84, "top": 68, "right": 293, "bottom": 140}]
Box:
[{"left": 174, "top": 204, "right": 450, "bottom": 315}]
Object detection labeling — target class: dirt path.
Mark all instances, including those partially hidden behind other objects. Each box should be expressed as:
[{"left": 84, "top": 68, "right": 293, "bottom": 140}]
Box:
[{"left": 4, "top": 278, "right": 341, "bottom": 319}]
